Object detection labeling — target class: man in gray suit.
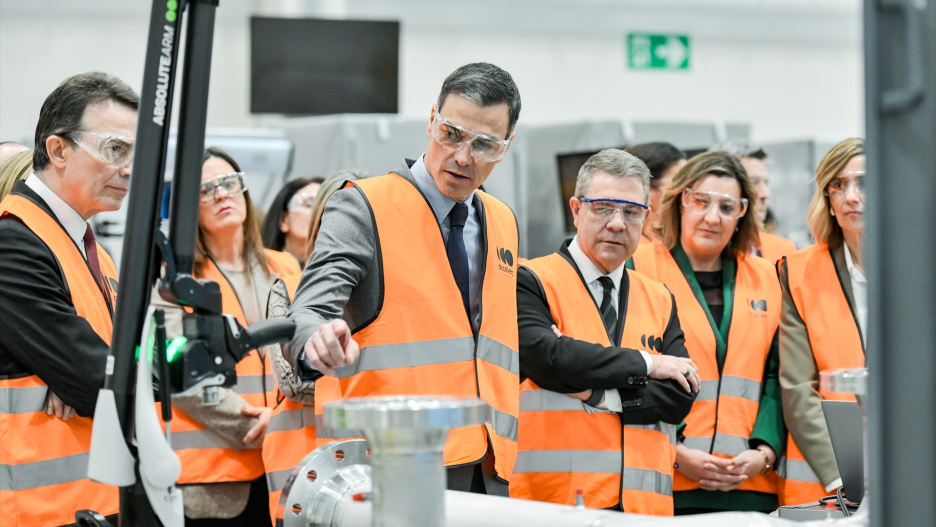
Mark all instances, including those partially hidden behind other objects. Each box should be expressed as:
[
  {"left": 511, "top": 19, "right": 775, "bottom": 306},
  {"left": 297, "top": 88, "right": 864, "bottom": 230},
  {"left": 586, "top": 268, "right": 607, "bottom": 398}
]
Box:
[{"left": 287, "top": 63, "right": 522, "bottom": 495}]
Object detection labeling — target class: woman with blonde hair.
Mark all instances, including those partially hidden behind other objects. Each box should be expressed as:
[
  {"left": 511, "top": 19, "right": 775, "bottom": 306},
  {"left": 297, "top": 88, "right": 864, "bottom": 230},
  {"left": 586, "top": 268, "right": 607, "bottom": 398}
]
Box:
[
  {"left": 632, "top": 150, "right": 784, "bottom": 514},
  {"left": 0, "top": 149, "right": 33, "bottom": 201},
  {"left": 154, "top": 146, "right": 301, "bottom": 525},
  {"left": 776, "top": 138, "right": 866, "bottom": 506}
]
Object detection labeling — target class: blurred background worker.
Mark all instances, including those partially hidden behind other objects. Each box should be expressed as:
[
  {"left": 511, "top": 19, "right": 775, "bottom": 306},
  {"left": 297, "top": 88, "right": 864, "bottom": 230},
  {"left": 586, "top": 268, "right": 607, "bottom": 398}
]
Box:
[
  {"left": 0, "top": 72, "right": 137, "bottom": 527},
  {"left": 511, "top": 149, "right": 698, "bottom": 514},
  {"left": 261, "top": 168, "right": 370, "bottom": 525},
  {"left": 712, "top": 141, "right": 797, "bottom": 262},
  {"left": 632, "top": 151, "right": 785, "bottom": 515},
  {"left": 151, "top": 147, "right": 301, "bottom": 525},
  {"left": 777, "top": 138, "right": 866, "bottom": 506},
  {"left": 287, "top": 62, "right": 521, "bottom": 495},
  {"left": 261, "top": 176, "right": 324, "bottom": 267},
  {"left": 624, "top": 142, "right": 687, "bottom": 244},
  {"left": 0, "top": 149, "right": 33, "bottom": 201},
  {"left": 0, "top": 141, "right": 30, "bottom": 165}
]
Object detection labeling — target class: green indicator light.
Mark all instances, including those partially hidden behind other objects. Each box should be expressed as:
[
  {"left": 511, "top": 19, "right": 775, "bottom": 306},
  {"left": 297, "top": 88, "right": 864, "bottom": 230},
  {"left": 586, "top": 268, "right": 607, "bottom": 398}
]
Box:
[
  {"left": 166, "top": 0, "right": 178, "bottom": 22},
  {"left": 167, "top": 336, "right": 188, "bottom": 363}
]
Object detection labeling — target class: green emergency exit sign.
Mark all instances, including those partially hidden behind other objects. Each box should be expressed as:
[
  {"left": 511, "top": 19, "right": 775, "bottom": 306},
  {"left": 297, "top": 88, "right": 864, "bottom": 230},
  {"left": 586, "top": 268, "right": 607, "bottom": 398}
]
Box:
[{"left": 627, "top": 33, "right": 690, "bottom": 70}]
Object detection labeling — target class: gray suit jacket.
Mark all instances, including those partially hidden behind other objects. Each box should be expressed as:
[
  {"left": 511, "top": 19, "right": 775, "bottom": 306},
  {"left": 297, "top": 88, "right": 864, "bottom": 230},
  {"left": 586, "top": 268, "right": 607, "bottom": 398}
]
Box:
[
  {"left": 285, "top": 161, "right": 489, "bottom": 368},
  {"left": 778, "top": 243, "right": 860, "bottom": 488}
]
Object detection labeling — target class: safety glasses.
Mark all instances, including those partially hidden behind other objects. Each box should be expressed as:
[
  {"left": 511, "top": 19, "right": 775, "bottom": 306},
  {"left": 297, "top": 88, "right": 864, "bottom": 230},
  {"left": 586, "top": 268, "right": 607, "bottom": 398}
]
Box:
[
  {"left": 577, "top": 196, "right": 650, "bottom": 225},
  {"left": 65, "top": 131, "right": 135, "bottom": 167},
  {"left": 287, "top": 192, "right": 316, "bottom": 211},
  {"left": 682, "top": 188, "right": 748, "bottom": 219},
  {"left": 199, "top": 172, "right": 246, "bottom": 203},
  {"left": 430, "top": 110, "right": 511, "bottom": 163},
  {"left": 825, "top": 171, "right": 865, "bottom": 199}
]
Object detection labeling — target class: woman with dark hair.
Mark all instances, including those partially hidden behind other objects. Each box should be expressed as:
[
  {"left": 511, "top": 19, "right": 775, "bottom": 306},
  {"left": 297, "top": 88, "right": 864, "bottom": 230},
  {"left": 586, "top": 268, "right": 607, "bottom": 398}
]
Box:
[
  {"left": 154, "top": 146, "right": 301, "bottom": 525},
  {"left": 624, "top": 142, "right": 687, "bottom": 242},
  {"left": 777, "top": 138, "right": 865, "bottom": 506},
  {"left": 631, "top": 151, "right": 784, "bottom": 514},
  {"left": 261, "top": 176, "right": 323, "bottom": 266}
]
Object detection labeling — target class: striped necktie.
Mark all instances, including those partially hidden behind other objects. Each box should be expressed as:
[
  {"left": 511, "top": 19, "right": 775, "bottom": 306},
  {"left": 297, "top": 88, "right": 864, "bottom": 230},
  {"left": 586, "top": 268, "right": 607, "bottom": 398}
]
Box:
[{"left": 597, "top": 275, "right": 617, "bottom": 339}]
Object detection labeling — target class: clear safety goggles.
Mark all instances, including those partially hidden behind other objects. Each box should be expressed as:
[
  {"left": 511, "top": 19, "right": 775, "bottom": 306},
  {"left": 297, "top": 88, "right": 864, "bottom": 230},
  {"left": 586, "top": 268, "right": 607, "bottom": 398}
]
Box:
[
  {"left": 65, "top": 131, "right": 135, "bottom": 167},
  {"left": 682, "top": 188, "right": 749, "bottom": 219},
  {"left": 430, "top": 110, "right": 511, "bottom": 163},
  {"left": 199, "top": 172, "right": 246, "bottom": 203},
  {"left": 825, "top": 171, "right": 865, "bottom": 198},
  {"left": 577, "top": 196, "right": 650, "bottom": 225},
  {"left": 287, "top": 192, "right": 316, "bottom": 211}
]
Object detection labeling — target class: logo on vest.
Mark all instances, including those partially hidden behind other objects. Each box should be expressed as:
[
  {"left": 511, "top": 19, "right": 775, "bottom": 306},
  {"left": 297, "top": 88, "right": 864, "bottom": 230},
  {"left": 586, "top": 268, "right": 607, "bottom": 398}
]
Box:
[
  {"left": 640, "top": 334, "right": 663, "bottom": 353},
  {"left": 748, "top": 298, "right": 768, "bottom": 318},
  {"left": 496, "top": 247, "right": 514, "bottom": 276}
]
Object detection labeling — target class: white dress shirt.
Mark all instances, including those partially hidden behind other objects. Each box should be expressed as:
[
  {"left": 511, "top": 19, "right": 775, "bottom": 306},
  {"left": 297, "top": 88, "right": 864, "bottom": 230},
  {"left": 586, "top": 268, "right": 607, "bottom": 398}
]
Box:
[
  {"left": 843, "top": 243, "right": 867, "bottom": 346},
  {"left": 25, "top": 173, "right": 89, "bottom": 259},
  {"left": 567, "top": 236, "right": 654, "bottom": 412}
]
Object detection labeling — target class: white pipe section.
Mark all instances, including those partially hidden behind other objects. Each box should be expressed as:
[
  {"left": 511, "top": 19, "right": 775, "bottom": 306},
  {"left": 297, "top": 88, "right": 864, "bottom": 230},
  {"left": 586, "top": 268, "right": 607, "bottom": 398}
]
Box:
[{"left": 334, "top": 490, "right": 867, "bottom": 527}]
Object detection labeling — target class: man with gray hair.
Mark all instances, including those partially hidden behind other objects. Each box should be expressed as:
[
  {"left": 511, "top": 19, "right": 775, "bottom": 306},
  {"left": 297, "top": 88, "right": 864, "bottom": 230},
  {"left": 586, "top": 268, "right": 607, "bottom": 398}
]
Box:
[
  {"left": 512, "top": 149, "right": 698, "bottom": 514},
  {"left": 711, "top": 140, "right": 796, "bottom": 261},
  {"left": 287, "top": 63, "right": 521, "bottom": 495}
]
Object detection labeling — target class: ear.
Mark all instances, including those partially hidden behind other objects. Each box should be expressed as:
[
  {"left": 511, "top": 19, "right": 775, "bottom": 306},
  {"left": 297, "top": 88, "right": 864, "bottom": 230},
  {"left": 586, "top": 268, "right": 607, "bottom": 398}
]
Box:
[
  {"left": 570, "top": 196, "right": 582, "bottom": 229},
  {"left": 426, "top": 104, "right": 437, "bottom": 139},
  {"left": 280, "top": 212, "right": 290, "bottom": 233},
  {"left": 45, "top": 135, "right": 70, "bottom": 170}
]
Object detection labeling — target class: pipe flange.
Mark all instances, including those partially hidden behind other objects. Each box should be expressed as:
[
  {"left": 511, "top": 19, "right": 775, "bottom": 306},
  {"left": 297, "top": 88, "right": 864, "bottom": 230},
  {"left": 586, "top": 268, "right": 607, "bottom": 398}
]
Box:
[
  {"left": 324, "top": 395, "right": 489, "bottom": 431},
  {"left": 277, "top": 439, "right": 371, "bottom": 527}
]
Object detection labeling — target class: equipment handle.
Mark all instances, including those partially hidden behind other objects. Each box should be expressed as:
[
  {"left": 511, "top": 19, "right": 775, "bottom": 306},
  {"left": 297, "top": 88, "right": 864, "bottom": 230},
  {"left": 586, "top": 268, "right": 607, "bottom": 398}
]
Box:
[{"left": 879, "top": 0, "right": 927, "bottom": 114}]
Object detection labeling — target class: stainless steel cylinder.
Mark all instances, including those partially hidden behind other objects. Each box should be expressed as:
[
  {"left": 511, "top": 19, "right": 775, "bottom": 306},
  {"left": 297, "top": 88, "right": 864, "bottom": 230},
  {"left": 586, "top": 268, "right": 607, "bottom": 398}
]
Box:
[{"left": 324, "top": 396, "right": 488, "bottom": 527}]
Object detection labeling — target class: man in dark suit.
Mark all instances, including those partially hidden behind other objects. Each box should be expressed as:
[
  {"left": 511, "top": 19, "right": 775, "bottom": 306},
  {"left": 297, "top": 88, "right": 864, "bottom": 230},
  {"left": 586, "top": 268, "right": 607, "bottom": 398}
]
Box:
[
  {"left": 287, "top": 63, "right": 521, "bottom": 495},
  {"left": 0, "top": 71, "right": 138, "bottom": 527},
  {"left": 511, "top": 149, "right": 699, "bottom": 514}
]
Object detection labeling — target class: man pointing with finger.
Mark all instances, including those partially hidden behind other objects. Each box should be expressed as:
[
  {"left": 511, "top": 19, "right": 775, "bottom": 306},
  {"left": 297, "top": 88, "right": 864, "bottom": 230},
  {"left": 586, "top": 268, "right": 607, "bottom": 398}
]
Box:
[
  {"left": 510, "top": 149, "right": 698, "bottom": 515},
  {"left": 286, "top": 63, "right": 521, "bottom": 496}
]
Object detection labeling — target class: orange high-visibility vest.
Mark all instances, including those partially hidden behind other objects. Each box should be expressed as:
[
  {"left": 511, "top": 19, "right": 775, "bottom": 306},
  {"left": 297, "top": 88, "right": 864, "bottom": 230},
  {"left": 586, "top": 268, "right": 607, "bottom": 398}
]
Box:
[
  {"left": 632, "top": 241, "right": 780, "bottom": 495},
  {"left": 777, "top": 243, "right": 864, "bottom": 506},
  {"left": 756, "top": 232, "right": 797, "bottom": 263},
  {"left": 0, "top": 193, "right": 119, "bottom": 527},
  {"left": 314, "top": 173, "right": 520, "bottom": 483},
  {"left": 510, "top": 253, "right": 678, "bottom": 515},
  {"left": 168, "top": 249, "right": 300, "bottom": 485},
  {"left": 263, "top": 395, "right": 316, "bottom": 526}
]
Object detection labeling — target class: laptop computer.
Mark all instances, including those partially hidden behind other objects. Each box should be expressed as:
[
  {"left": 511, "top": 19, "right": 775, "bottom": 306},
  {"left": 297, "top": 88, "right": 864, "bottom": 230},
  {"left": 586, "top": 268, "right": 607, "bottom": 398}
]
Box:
[{"left": 821, "top": 399, "right": 865, "bottom": 504}]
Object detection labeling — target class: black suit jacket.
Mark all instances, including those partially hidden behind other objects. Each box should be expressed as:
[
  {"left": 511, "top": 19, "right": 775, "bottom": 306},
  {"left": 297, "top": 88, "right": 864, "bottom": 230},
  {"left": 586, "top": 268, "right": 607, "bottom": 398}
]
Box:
[
  {"left": 0, "top": 181, "right": 111, "bottom": 416},
  {"left": 517, "top": 241, "right": 695, "bottom": 425}
]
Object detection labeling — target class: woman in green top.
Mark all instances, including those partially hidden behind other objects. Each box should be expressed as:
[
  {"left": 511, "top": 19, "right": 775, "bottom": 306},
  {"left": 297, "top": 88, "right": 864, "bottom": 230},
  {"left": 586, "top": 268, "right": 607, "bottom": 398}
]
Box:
[{"left": 632, "top": 150, "right": 785, "bottom": 514}]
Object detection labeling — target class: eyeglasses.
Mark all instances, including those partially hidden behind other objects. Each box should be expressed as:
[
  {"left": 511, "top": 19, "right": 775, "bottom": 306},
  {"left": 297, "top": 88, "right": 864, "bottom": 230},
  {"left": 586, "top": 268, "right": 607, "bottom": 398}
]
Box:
[
  {"left": 430, "top": 110, "right": 511, "bottom": 163},
  {"left": 747, "top": 173, "right": 769, "bottom": 188},
  {"left": 65, "top": 131, "right": 135, "bottom": 167},
  {"left": 199, "top": 172, "right": 246, "bottom": 203},
  {"left": 287, "top": 192, "right": 316, "bottom": 211},
  {"left": 682, "top": 188, "right": 749, "bottom": 219},
  {"left": 577, "top": 196, "right": 650, "bottom": 225},
  {"left": 825, "top": 171, "right": 865, "bottom": 198}
]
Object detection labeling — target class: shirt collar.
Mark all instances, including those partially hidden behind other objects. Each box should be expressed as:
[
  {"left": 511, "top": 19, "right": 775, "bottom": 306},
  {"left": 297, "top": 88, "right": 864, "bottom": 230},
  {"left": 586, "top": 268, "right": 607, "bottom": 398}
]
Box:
[
  {"left": 410, "top": 153, "right": 475, "bottom": 224},
  {"left": 25, "top": 173, "right": 89, "bottom": 252},
  {"left": 567, "top": 235, "right": 626, "bottom": 290},
  {"left": 843, "top": 242, "right": 866, "bottom": 284}
]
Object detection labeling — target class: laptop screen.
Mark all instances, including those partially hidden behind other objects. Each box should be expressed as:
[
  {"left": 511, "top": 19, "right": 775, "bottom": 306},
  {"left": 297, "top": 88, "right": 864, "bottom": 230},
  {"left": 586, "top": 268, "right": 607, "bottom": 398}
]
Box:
[{"left": 821, "top": 399, "right": 864, "bottom": 503}]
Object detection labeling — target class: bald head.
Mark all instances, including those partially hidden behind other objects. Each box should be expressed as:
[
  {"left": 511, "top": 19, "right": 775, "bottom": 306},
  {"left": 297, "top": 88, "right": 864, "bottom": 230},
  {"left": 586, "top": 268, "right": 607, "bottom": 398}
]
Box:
[{"left": 0, "top": 142, "right": 30, "bottom": 165}]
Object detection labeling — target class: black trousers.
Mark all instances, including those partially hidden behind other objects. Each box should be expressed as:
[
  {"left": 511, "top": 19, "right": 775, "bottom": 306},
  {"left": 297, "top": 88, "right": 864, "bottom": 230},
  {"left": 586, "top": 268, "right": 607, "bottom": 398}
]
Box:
[{"left": 446, "top": 446, "right": 508, "bottom": 497}]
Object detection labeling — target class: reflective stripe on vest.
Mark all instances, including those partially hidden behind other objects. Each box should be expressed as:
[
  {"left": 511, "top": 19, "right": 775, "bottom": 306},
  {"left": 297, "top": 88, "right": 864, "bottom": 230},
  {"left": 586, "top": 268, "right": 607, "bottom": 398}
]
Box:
[
  {"left": 778, "top": 244, "right": 863, "bottom": 505},
  {"left": 314, "top": 174, "right": 519, "bottom": 483},
  {"left": 0, "top": 193, "right": 119, "bottom": 526},
  {"left": 262, "top": 398, "right": 317, "bottom": 525},
  {"left": 168, "top": 249, "right": 299, "bottom": 485},
  {"left": 512, "top": 253, "right": 676, "bottom": 515},
  {"left": 632, "top": 241, "right": 780, "bottom": 495}
]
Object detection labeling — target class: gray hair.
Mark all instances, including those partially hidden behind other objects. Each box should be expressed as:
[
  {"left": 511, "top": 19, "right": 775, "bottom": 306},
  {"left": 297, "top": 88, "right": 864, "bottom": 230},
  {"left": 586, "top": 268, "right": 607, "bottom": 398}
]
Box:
[
  {"left": 709, "top": 139, "right": 767, "bottom": 160},
  {"left": 574, "top": 149, "right": 650, "bottom": 203},
  {"left": 437, "top": 63, "right": 521, "bottom": 138}
]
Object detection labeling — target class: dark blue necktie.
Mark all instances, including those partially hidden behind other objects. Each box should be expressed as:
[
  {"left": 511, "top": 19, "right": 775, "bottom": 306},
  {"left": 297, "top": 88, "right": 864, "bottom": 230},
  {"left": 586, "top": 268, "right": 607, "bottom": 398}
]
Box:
[
  {"left": 598, "top": 276, "right": 617, "bottom": 339},
  {"left": 447, "top": 203, "right": 470, "bottom": 317}
]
